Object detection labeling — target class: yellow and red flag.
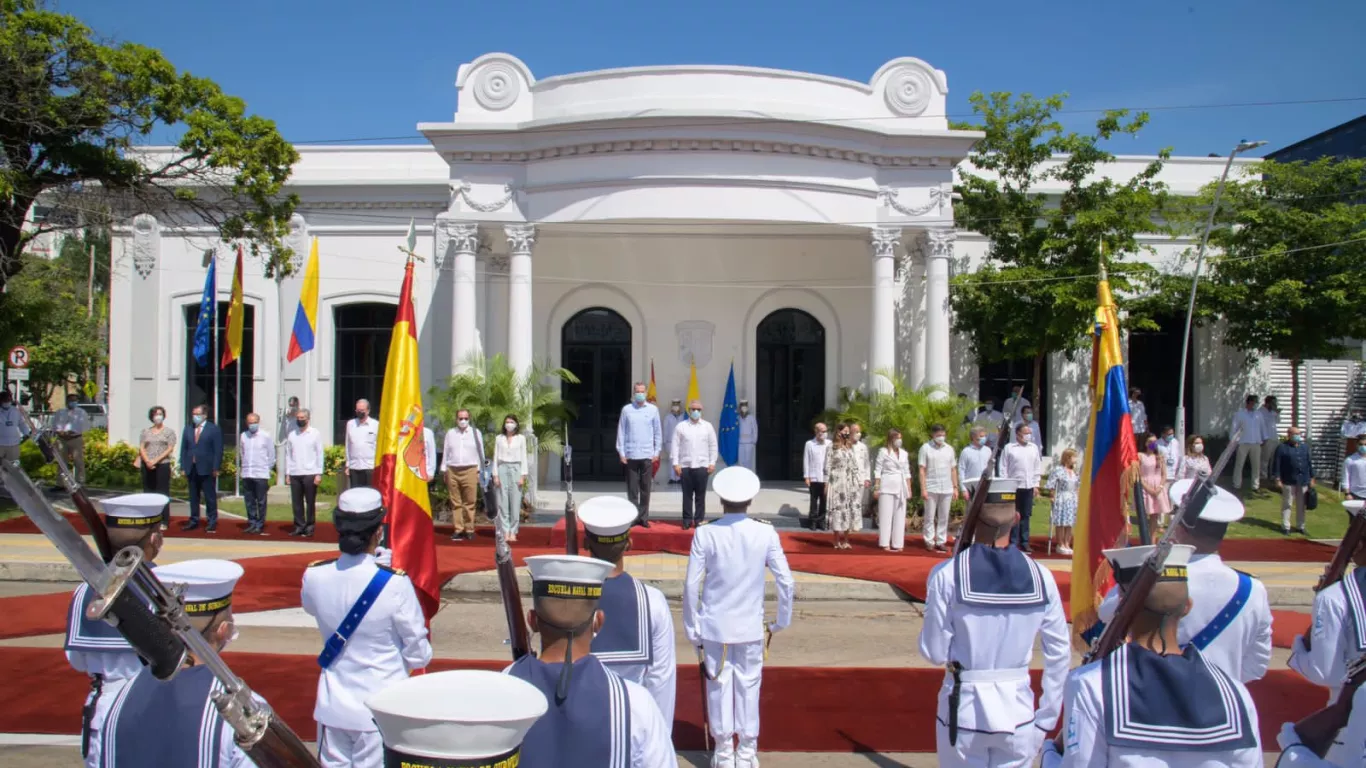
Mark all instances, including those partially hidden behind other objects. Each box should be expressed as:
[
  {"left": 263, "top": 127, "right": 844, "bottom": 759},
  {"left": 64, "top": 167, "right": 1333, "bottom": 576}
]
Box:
[
  {"left": 375, "top": 259, "right": 439, "bottom": 620},
  {"left": 647, "top": 359, "right": 658, "bottom": 404},
  {"left": 219, "top": 245, "right": 245, "bottom": 369}
]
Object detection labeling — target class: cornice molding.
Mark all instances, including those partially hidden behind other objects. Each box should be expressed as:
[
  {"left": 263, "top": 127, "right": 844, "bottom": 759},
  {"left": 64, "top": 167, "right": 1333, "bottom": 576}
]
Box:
[
  {"left": 443, "top": 138, "right": 959, "bottom": 168},
  {"left": 295, "top": 200, "right": 445, "bottom": 210}
]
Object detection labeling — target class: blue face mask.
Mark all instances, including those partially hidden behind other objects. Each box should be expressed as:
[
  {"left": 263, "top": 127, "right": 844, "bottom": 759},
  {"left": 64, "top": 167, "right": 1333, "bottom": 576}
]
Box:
[
  {"left": 247, "top": 423, "right": 259, "bottom": 434},
  {"left": 1359, "top": 445, "right": 1366, "bottom": 455},
  {"left": 633, "top": 393, "right": 646, "bottom": 404},
  {"left": 192, "top": 414, "right": 205, "bottom": 426},
  {"left": 690, "top": 409, "right": 701, "bottom": 420},
  {"left": 1293, "top": 434, "right": 1304, "bottom": 444}
]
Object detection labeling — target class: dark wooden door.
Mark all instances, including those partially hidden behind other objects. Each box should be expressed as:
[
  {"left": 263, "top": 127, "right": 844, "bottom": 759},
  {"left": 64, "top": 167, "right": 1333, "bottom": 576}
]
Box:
[
  {"left": 561, "top": 309, "right": 632, "bottom": 481},
  {"left": 756, "top": 310, "right": 826, "bottom": 481}
]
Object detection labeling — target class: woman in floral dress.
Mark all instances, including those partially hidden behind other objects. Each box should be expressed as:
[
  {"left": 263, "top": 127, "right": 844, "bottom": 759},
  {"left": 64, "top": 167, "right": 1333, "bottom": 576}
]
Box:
[
  {"left": 1045, "top": 448, "right": 1080, "bottom": 555},
  {"left": 824, "top": 423, "right": 863, "bottom": 549}
]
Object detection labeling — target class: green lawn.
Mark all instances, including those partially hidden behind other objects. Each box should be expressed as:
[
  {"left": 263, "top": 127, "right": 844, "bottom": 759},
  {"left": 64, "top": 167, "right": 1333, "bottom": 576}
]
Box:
[{"left": 216, "top": 496, "right": 339, "bottom": 523}]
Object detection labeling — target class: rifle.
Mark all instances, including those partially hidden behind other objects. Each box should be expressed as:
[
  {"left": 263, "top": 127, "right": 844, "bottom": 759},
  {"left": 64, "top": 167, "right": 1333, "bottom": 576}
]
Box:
[
  {"left": 488, "top": 474, "right": 532, "bottom": 661},
  {"left": 1290, "top": 654, "right": 1366, "bottom": 758},
  {"left": 1316, "top": 501, "right": 1366, "bottom": 593},
  {"left": 563, "top": 425, "right": 579, "bottom": 555},
  {"left": 0, "top": 459, "right": 318, "bottom": 768},
  {"left": 1050, "top": 429, "right": 1242, "bottom": 755},
  {"left": 953, "top": 401, "right": 1020, "bottom": 555}
]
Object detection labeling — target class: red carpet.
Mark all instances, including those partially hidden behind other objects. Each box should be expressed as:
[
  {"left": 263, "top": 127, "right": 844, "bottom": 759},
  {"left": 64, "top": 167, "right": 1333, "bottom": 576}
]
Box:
[{"left": 0, "top": 645, "right": 1330, "bottom": 752}]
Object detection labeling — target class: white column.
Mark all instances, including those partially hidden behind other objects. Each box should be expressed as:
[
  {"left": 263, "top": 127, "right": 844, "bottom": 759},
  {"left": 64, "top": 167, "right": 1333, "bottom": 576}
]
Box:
[
  {"left": 906, "top": 233, "right": 928, "bottom": 389},
  {"left": 450, "top": 223, "right": 479, "bottom": 370},
  {"left": 925, "top": 228, "right": 955, "bottom": 393},
  {"left": 505, "top": 224, "right": 536, "bottom": 378},
  {"left": 869, "top": 227, "right": 901, "bottom": 393}
]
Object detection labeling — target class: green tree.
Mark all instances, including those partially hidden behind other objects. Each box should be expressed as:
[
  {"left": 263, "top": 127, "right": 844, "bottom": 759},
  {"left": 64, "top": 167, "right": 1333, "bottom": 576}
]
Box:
[
  {"left": 1205, "top": 157, "right": 1366, "bottom": 423},
  {"left": 1, "top": 246, "right": 104, "bottom": 404},
  {"left": 0, "top": 0, "right": 300, "bottom": 300},
  {"left": 428, "top": 353, "right": 581, "bottom": 457},
  {"left": 950, "top": 92, "right": 1173, "bottom": 409},
  {"left": 818, "top": 372, "right": 977, "bottom": 455}
]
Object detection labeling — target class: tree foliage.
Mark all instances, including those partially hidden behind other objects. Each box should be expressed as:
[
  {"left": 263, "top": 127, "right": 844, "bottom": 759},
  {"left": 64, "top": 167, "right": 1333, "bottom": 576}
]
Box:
[
  {"left": 428, "top": 353, "right": 581, "bottom": 457},
  {"left": 817, "top": 372, "right": 977, "bottom": 455},
  {"left": 1206, "top": 157, "right": 1366, "bottom": 422},
  {"left": 0, "top": 0, "right": 299, "bottom": 299},
  {"left": 949, "top": 92, "right": 1173, "bottom": 408}
]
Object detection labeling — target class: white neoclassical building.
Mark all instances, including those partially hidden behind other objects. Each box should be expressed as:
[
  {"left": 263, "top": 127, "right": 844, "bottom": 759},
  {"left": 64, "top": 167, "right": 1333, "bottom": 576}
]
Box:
[{"left": 110, "top": 53, "right": 1353, "bottom": 483}]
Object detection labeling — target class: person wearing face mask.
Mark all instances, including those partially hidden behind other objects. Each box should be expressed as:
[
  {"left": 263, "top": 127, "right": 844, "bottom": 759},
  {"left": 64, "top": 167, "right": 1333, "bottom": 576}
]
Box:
[
  {"left": 178, "top": 404, "right": 223, "bottom": 534},
  {"left": 662, "top": 399, "right": 686, "bottom": 485},
  {"left": 1002, "top": 384, "right": 1031, "bottom": 428},
  {"left": 53, "top": 394, "right": 92, "bottom": 483},
  {"left": 1178, "top": 434, "right": 1212, "bottom": 481},
  {"left": 671, "top": 399, "right": 718, "bottom": 529},
  {"left": 1342, "top": 432, "right": 1366, "bottom": 500},
  {"left": 1127, "top": 387, "right": 1148, "bottom": 435},
  {"left": 237, "top": 413, "right": 275, "bottom": 535},
  {"left": 1231, "top": 394, "right": 1268, "bottom": 494},
  {"left": 1156, "top": 425, "right": 1180, "bottom": 492},
  {"left": 1342, "top": 412, "right": 1366, "bottom": 459},
  {"left": 65, "top": 493, "right": 168, "bottom": 768},
  {"left": 918, "top": 424, "right": 960, "bottom": 554},
  {"left": 1000, "top": 423, "right": 1043, "bottom": 552},
  {"left": 344, "top": 398, "right": 379, "bottom": 489},
  {"left": 957, "top": 427, "right": 993, "bottom": 502},
  {"left": 616, "top": 383, "right": 662, "bottom": 527},
  {"left": 137, "top": 406, "right": 176, "bottom": 526},
  {"left": 737, "top": 399, "right": 758, "bottom": 473},
  {"left": 874, "top": 429, "right": 912, "bottom": 551},
  {"left": 441, "top": 408, "right": 487, "bottom": 541},
  {"left": 493, "top": 414, "right": 529, "bottom": 542},
  {"left": 1137, "top": 431, "right": 1173, "bottom": 532},
  {"left": 96, "top": 559, "right": 271, "bottom": 767},
  {"left": 1018, "top": 406, "right": 1043, "bottom": 452},
  {"left": 0, "top": 389, "right": 32, "bottom": 465},
  {"left": 803, "top": 422, "right": 830, "bottom": 530},
  {"left": 286, "top": 408, "right": 326, "bottom": 537},
  {"left": 1273, "top": 425, "right": 1317, "bottom": 536},
  {"left": 304, "top": 487, "right": 432, "bottom": 768}
]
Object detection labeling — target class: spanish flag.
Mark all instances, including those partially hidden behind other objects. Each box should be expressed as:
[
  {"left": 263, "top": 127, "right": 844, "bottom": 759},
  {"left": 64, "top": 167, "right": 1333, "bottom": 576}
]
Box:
[
  {"left": 220, "top": 245, "right": 245, "bottom": 369},
  {"left": 286, "top": 238, "right": 320, "bottom": 362},
  {"left": 647, "top": 360, "right": 659, "bottom": 476},
  {"left": 1070, "top": 270, "right": 1140, "bottom": 648},
  {"left": 374, "top": 258, "right": 439, "bottom": 620}
]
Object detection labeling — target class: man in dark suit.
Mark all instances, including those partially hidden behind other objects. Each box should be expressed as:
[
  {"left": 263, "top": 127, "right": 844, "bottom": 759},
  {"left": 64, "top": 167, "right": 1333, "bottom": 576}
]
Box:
[{"left": 179, "top": 404, "right": 223, "bottom": 533}]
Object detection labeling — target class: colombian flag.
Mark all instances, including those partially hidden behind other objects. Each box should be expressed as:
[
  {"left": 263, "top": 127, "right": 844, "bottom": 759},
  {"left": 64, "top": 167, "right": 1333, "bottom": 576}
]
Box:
[
  {"left": 286, "top": 238, "right": 320, "bottom": 362},
  {"left": 220, "top": 245, "right": 245, "bottom": 369},
  {"left": 1070, "top": 273, "right": 1140, "bottom": 647},
  {"left": 374, "top": 258, "right": 440, "bottom": 620}
]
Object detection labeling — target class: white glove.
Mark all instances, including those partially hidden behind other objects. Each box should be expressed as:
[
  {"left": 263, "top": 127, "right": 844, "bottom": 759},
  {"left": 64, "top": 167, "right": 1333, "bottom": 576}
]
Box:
[
  {"left": 374, "top": 547, "right": 392, "bottom": 566},
  {"left": 767, "top": 622, "right": 785, "bottom": 634}
]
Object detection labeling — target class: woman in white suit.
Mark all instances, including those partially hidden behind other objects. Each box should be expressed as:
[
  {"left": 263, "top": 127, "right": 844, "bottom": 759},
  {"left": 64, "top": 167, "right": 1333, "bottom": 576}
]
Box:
[{"left": 873, "top": 428, "right": 914, "bottom": 551}]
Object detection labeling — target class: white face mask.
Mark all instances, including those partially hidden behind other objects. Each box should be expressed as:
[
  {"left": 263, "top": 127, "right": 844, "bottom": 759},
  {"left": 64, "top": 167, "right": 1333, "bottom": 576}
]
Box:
[
  {"left": 458, "top": 418, "right": 469, "bottom": 428},
  {"left": 505, "top": 422, "right": 516, "bottom": 432},
  {"left": 893, "top": 438, "right": 903, "bottom": 449},
  {"left": 1192, "top": 442, "right": 1204, "bottom": 454},
  {"left": 933, "top": 435, "right": 945, "bottom": 446}
]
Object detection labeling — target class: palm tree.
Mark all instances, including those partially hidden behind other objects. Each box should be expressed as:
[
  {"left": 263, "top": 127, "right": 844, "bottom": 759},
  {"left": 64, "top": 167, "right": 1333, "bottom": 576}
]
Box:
[
  {"left": 427, "top": 352, "right": 579, "bottom": 457},
  {"left": 821, "top": 370, "right": 976, "bottom": 454}
]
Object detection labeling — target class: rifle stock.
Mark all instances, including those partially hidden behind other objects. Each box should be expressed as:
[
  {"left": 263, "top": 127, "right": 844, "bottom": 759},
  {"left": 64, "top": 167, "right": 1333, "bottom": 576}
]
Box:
[
  {"left": 1292, "top": 655, "right": 1366, "bottom": 757},
  {"left": 563, "top": 430, "right": 578, "bottom": 555},
  {"left": 1316, "top": 512, "right": 1366, "bottom": 593},
  {"left": 488, "top": 475, "right": 533, "bottom": 661},
  {"left": 953, "top": 403, "right": 1019, "bottom": 554}
]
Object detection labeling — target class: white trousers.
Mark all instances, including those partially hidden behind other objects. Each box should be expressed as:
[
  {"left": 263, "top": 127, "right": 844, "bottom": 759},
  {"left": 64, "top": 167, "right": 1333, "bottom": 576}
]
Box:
[
  {"left": 1233, "top": 443, "right": 1262, "bottom": 490},
  {"left": 318, "top": 725, "right": 383, "bottom": 768},
  {"left": 935, "top": 718, "right": 1041, "bottom": 768},
  {"left": 82, "top": 676, "right": 131, "bottom": 768},
  {"left": 702, "top": 639, "right": 764, "bottom": 743},
  {"left": 877, "top": 492, "right": 906, "bottom": 549},
  {"left": 739, "top": 443, "right": 757, "bottom": 472},
  {"left": 923, "top": 492, "right": 953, "bottom": 548},
  {"left": 1282, "top": 484, "right": 1307, "bottom": 530},
  {"left": 1262, "top": 437, "right": 1280, "bottom": 478}
]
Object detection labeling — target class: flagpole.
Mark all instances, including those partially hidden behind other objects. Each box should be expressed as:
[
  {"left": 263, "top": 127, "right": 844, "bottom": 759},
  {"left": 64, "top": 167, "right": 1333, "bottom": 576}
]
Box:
[{"left": 211, "top": 250, "right": 220, "bottom": 500}]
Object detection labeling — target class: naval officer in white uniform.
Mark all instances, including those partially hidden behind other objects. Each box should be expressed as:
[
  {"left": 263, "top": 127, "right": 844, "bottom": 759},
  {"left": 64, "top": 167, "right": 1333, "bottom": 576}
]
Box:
[
  {"left": 1097, "top": 478, "right": 1273, "bottom": 683},
  {"left": 1290, "top": 499, "right": 1366, "bottom": 703},
  {"left": 684, "top": 466, "right": 796, "bottom": 768},
  {"left": 302, "top": 487, "right": 433, "bottom": 768},
  {"left": 507, "top": 554, "right": 674, "bottom": 767},
  {"left": 64, "top": 493, "right": 168, "bottom": 768},
  {"left": 366, "top": 670, "right": 548, "bottom": 768},
  {"left": 1047, "top": 544, "right": 1263, "bottom": 768},
  {"left": 579, "top": 495, "right": 677, "bottom": 725},
  {"left": 1274, "top": 677, "right": 1366, "bottom": 767},
  {"left": 919, "top": 478, "right": 1070, "bottom": 767},
  {"left": 98, "top": 559, "right": 266, "bottom": 767}
]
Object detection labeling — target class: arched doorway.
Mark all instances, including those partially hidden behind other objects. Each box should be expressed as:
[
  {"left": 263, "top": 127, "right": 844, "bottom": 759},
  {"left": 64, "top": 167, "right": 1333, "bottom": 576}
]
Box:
[
  {"left": 561, "top": 308, "right": 632, "bottom": 480},
  {"left": 756, "top": 309, "right": 826, "bottom": 481},
  {"left": 334, "top": 302, "right": 397, "bottom": 442},
  {"left": 183, "top": 302, "right": 255, "bottom": 438}
]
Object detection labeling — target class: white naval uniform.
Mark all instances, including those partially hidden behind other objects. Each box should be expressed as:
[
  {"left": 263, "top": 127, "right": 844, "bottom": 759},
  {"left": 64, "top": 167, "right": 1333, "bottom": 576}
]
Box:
[
  {"left": 65, "top": 582, "right": 147, "bottom": 768},
  {"left": 1052, "top": 645, "right": 1262, "bottom": 768},
  {"left": 1275, "top": 687, "right": 1366, "bottom": 768},
  {"left": 302, "top": 553, "right": 433, "bottom": 768},
  {"left": 918, "top": 545, "right": 1071, "bottom": 767},
  {"left": 683, "top": 513, "right": 795, "bottom": 763},
  {"left": 1290, "top": 568, "right": 1366, "bottom": 766},
  {"left": 1098, "top": 552, "right": 1273, "bottom": 682},
  {"left": 593, "top": 575, "right": 678, "bottom": 726},
  {"left": 738, "top": 413, "right": 758, "bottom": 472}
]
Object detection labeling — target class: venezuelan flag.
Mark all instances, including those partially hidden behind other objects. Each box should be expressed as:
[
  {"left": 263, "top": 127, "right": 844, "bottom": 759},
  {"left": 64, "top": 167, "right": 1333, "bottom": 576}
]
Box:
[
  {"left": 220, "top": 245, "right": 245, "bottom": 369},
  {"left": 374, "top": 258, "right": 439, "bottom": 620},
  {"left": 286, "top": 238, "right": 320, "bottom": 362},
  {"left": 1070, "top": 272, "right": 1139, "bottom": 646}
]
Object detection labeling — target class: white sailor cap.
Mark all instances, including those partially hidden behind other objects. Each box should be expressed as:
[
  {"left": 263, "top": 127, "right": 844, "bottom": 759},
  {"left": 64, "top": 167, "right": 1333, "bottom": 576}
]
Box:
[
  {"left": 577, "top": 497, "right": 638, "bottom": 544},
  {"left": 525, "top": 555, "right": 614, "bottom": 601},
  {"left": 739, "top": 399, "right": 749, "bottom": 405},
  {"left": 101, "top": 493, "right": 169, "bottom": 529},
  {"left": 670, "top": 398, "right": 682, "bottom": 404},
  {"left": 155, "top": 559, "right": 243, "bottom": 616},
  {"left": 367, "top": 670, "right": 547, "bottom": 763},
  {"left": 1102, "top": 544, "right": 1195, "bottom": 586},
  {"left": 1346, "top": 500, "right": 1365, "bottom": 517},
  {"left": 338, "top": 487, "right": 383, "bottom": 514},
  {"left": 984, "top": 477, "right": 1019, "bottom": 504},
  {"left": 714, "top": 466, "right": 761, "bottom": 505},
  {"left": 1167, "top": 479, "right": 1244, "bottom": 523}
]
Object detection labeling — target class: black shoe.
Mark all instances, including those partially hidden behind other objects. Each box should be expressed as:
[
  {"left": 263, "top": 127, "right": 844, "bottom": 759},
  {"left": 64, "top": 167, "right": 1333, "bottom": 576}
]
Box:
[
  {"left": 180, "top": 520, "right": 200, "bottom": 532},
  {"left": 639, "top": 518, "right": 651, "bottom": 528},
  {"left": 681, "top": 520, "right": 693, "bottom": 530},
  {"left": 205, "top": 524, "right": 217, "bottom": 534},
  {"left": 304, "top": 526, "right": 315, "bottom": 537},
  {"left": 451, "top": 532, "right": 465, "bottom": 542},
  {"left": 1296, "top": 526, "right": 1307, "bottom": 535},
  {"left": 288, "top": 527, "right": 304, "bottom": 537}
]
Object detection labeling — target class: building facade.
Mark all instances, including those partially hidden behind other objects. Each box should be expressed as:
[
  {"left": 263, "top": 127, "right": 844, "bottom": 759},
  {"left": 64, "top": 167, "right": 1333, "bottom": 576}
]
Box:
[{"left": 109, "top": 53, "right": 1293, "bottom": 482}]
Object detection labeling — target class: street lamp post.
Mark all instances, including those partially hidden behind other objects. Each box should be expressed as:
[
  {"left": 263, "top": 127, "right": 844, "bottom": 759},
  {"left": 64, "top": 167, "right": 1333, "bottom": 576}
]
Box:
[{"left": 1173, "top": 139, "right": 1267, "bottom": 448}]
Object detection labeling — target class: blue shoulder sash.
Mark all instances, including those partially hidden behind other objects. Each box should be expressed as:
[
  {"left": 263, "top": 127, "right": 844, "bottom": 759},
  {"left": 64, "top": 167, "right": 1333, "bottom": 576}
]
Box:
[
  {"left": 1190, "top": 571, "right": 1253, "bottom": 651},
  {"left": 955, "top": 543, "right": 1047, "bottom": 608},
  {"left": 1101, "top": 644, "right": 1257, "bottom": 752},
  {"left": 591, "top": 573, "right": 652, "bottom": 666},
  {"left": 317, "top": 566, "right": 392, "bottom": 669}
]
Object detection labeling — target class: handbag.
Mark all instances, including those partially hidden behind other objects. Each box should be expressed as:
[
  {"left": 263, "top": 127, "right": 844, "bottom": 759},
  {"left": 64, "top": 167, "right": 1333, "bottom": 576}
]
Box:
[{"left": 1306, "top": 486, "right": 1318, "bottom": 511}]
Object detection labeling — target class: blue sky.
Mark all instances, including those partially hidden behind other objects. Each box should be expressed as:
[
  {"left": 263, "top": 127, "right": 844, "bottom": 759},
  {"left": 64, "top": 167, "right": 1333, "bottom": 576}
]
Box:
[{"left": 54, "top": 0, "right": 1366, "bottom": 157}]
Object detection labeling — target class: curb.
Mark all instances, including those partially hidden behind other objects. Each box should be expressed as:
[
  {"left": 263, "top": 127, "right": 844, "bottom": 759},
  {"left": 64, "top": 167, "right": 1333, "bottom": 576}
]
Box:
[{"left": 441, "top": 571, "right": 907, "bottom": 602}]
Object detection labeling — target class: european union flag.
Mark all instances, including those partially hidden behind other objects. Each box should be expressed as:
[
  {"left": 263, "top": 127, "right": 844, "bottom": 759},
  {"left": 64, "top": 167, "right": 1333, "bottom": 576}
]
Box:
[
  {"left": 192, "top": 257, "right": 217, "bottom": 367},
  {"left": 718, "top": 362, "right": 740, "bottom": 466}
]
